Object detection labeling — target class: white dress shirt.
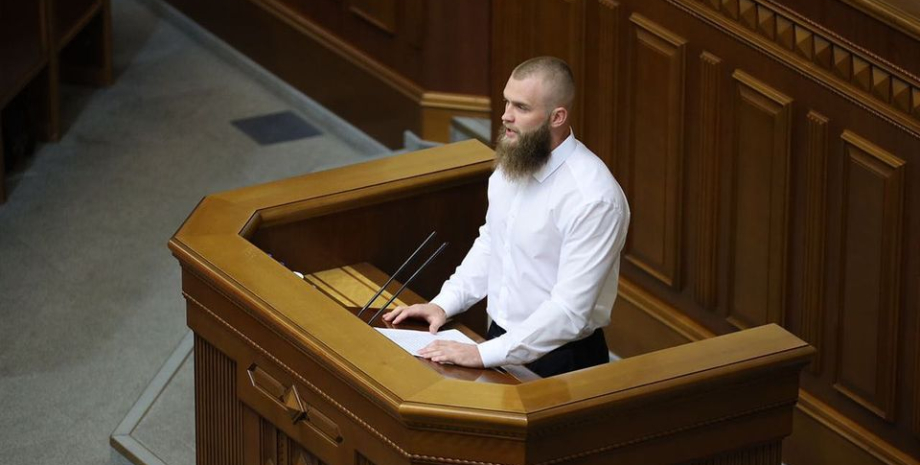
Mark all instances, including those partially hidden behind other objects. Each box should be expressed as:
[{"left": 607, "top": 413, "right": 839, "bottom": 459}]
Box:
[{"left": 430, "top": 133, "right": 630, "bottom": 368}]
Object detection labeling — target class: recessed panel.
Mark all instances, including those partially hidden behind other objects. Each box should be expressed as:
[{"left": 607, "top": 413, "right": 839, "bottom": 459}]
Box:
[
  {"left": 834, "top": 131, "right": 904, "bottom": 422},
  {"left": 727, "top": 71, "right": 791, "bottom": 329},
  {"left": 624, "top": 14, "right": 686, "bottom": 288}
]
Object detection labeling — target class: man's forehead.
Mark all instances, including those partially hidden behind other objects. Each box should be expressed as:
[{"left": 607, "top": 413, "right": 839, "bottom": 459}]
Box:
[{"left": 504, "top": 75, "right": 549, "bottom": 103}]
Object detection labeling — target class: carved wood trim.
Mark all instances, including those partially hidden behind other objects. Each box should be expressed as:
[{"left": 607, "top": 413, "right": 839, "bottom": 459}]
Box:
[
  {"left": 595, "top": 0, "right": 620, "bottom": 168},
  {"left": 833, "top": 130, "right": 905, "bottom": 422},
  {"left": 195, "top": 334, "right": 244, "bottom": 465},
  {"left": 663, "top": 0, "right": 920, "bottom": 139},
  {"left": 726, "top": 70, "right": 792, "bottom": 330},
  {"left": 624, "top": 13, "right": 686, "bottom": 289},
  {"left": 694, "top": 51, "right": 722, "bottom": 310},
  {"left": 801, "top": 111, "right": 829, "bottom": 375}
]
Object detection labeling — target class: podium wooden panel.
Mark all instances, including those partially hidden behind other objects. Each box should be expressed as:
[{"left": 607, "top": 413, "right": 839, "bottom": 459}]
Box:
[{"left": 169, "top": 141, "right": 814, "bottom": 465}]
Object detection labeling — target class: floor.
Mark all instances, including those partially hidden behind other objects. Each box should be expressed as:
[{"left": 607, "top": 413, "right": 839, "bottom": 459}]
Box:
[{"left": 0, "top": 0, "right": 393, "bottom": 463}]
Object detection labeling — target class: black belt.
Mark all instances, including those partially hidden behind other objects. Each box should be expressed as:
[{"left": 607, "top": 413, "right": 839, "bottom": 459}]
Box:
[{"left": 487, "top": 321, "right": 609, "bottom": 378}]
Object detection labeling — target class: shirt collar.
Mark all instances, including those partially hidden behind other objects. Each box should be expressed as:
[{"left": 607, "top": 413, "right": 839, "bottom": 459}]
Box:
[{"left": 533, "top": 130, "right": 576, "bottom": 183}]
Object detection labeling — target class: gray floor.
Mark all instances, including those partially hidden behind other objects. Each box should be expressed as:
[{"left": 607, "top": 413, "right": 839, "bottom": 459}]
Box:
[{"left": 0, "top": 0, "right": 392, "bottom": 463}]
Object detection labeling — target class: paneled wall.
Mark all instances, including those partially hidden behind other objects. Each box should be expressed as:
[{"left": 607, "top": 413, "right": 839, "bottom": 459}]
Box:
[
  {"left": 164, "top": 0, "right": 491, "bottom": 147},
  {"left": 492, "top": 1, "right": 919, "bottom": 464}
]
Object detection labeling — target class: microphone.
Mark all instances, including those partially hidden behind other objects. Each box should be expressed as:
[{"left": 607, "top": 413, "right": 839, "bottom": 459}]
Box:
[
  {"left": 356, "top": 231, "right": 436, "bottom": 319},
  {"left": 367, "top": 242, "right": 448, "bottom": 326}
]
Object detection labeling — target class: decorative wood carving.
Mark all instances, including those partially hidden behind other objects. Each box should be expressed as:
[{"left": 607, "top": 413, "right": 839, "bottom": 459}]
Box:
[
  {"left": 665, "top": 0, "right": 920, "bottom": 138},
  {"left": 833, "top": 131, "right": 905, "bottom": 422},
  {"left": 195, "top": 334, "right": 244, "bottom": 465},
  {"left": 624, "top": 13, "right": 686, "bottom": 289},
  {"left": 726, "top": 70, "right": 792, "bottom": 330},
  {"left": 801, "top": 111, "right": 829, "bottom": 375},
  {"left": 694, "top": 51, "right": 722, "bottom": 310}
]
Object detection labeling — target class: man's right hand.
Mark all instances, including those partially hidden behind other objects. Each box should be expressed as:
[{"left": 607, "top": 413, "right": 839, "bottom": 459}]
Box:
[{"left": 382, "top": 303, "right": 447, "bottom": 334}]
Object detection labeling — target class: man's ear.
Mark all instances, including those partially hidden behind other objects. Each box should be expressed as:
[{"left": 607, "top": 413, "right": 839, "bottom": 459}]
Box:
[{"left": 550, "top": 107, "right": 568, "bottom": 128}]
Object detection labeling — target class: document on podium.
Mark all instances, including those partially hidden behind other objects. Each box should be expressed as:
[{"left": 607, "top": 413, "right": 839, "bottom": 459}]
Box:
[{"left": 376, "top": 328, "right": 477, "bottom": 356}]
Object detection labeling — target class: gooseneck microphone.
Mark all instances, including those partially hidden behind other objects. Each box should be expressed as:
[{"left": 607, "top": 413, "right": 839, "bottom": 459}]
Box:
[
  {"left": 356, "top": 231, "right": 437, "bottom": 319},
  {"left": 366, "top": 242, "right": 448, "bottom": 326}
]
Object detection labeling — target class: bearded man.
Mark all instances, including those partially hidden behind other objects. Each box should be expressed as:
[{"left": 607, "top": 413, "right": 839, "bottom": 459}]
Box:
[{"left": 384, "top": 56, "right": 630, "bottom": 377}]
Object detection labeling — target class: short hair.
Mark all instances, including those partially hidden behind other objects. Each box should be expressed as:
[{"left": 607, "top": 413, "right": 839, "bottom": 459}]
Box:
[{"left": 511, "top": 56, "right": 576, "bottom": 110}]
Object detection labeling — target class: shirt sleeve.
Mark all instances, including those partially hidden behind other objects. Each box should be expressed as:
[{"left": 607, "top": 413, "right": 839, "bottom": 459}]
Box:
[
  {"left": 476, "top": 199, "right": 628, "bottom": 368},
  {"left": 429, "top": 219, "right": 491, "bottom": 319}
]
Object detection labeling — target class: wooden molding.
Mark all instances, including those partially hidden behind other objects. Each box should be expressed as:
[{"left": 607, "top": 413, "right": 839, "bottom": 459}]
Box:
[
  {"left": 419, "top": 92, "right": 490, "bottom": 112},
  {"left": 663, "top": 0, "right": 920, "bottom": 139},
  {"left": 619, "top": 278, "right": 716, "bottom": 343},
  {"left": 726, "top": 70, "right": 792, "bottom": 330},
  {"left": 834, "top": 130, "right": 905, "bottom": 422},
  {"left": 348, "top": 0, "right": 397, "bottom": 36},
  {"left": 694, "top": 51, "right": 722, "bottom": 310},
  {"left": 801, "top": 110, "right": 830, "bottom": 375},
  {"left": 624, "top": 13, "right": 686, "bottom": 290}
]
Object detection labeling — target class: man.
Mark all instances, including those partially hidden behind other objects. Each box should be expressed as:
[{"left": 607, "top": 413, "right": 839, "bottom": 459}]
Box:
[{"left": 384, "top": 56, "right": 629, "bottom": 377}]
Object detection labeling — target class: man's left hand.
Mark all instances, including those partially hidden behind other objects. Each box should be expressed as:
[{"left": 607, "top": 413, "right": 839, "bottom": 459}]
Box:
[{"left": 417, "top": 341, "right": 483, "bottom": 368}]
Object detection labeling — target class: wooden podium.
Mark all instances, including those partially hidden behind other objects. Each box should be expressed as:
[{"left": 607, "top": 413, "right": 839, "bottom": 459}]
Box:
[{"left": 169, "top": 140, "right": 814, "bottom": 465}]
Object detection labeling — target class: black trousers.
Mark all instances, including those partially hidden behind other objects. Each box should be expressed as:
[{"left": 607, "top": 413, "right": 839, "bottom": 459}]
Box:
[{"left": 487, "top": 321, "right": 609, "bottom": 378}]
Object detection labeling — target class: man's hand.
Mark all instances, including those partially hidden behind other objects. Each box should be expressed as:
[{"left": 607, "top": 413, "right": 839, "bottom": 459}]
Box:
[
  {"left": 417, "top": 341, "right": 484, "bottom": 368},
  {"left": 382, "top": 303, "right": 447, "bottom": 334}
]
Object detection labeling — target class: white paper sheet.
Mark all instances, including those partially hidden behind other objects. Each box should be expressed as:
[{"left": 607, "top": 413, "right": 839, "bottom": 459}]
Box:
[{"left": 375, "top": 328, "right": 476, "bottom": 356}]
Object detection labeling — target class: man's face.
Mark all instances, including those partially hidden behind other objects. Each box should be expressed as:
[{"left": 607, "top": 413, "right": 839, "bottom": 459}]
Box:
[
  {"left": 500, "top": 76, "right": 551, "bottom": 146},
  {"left": 495, "top": 76, "right": 554, "bottom": 182}
]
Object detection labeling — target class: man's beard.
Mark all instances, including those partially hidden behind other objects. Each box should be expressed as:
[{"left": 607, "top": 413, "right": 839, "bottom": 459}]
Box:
[{"left": 494, "top": 120, "right": 552, "bottom": 183}]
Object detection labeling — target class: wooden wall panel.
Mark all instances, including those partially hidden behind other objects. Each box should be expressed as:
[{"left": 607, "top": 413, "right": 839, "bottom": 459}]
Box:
[
  {"left": 726, "top": 70, "right": 792, "bottom": 330},
  {"left": 624, "top": 14, "right": 686, "bottom": 289},
  {"left": 582, "top": 0, "right": 620, "bottom": 168},
  {"left": 694, "top": 51, "right": 722, "bottom": 310},
  {"left": 801, "top": 111, "right": 829, "bottom": 374},
  {"left": 834, "top": 131, "right": 905, "bottom": 422},
  {"left": 490, "top": 0, "right": 586, "bottom": 137}
]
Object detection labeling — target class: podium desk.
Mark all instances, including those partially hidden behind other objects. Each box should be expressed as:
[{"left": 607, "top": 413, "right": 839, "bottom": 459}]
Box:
[{"left": 169, "top": 140, "right": 814, "bottom": 465}]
